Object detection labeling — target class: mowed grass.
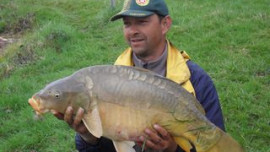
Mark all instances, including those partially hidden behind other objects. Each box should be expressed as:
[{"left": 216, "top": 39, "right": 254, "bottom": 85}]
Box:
[{"left": 0, "top": 0, "right": 269, "bottom": 151}]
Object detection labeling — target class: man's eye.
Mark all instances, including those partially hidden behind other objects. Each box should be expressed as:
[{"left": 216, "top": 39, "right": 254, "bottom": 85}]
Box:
[
  {"left": 123, "top": 22, "right": 130, "bottom": 27},
  {"left": 139, "top": 20, "right": 147, "bottom": 24}
]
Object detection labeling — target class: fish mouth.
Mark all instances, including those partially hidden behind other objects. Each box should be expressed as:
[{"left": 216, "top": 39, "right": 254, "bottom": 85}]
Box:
[{"left": 28, "top": 97, "right": 43, "bottom": 116}]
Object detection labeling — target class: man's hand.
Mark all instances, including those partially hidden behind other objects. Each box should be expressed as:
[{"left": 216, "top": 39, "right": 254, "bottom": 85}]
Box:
[
  {"left": 136, "top": 124, "right": 178, "bottom": 152},
  {"left": 52, "top": 106, "right": 99, "bottom": 145}
]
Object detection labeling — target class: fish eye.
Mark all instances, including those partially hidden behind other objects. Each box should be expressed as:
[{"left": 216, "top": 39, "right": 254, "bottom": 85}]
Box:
[{"left": 55, "top": 92, "right": 60, "bottom": 99}]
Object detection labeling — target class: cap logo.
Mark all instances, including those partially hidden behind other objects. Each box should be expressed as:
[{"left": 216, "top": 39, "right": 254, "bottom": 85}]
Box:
[{"left": 136, "top": 0, "right": 150, "bottom": 6}]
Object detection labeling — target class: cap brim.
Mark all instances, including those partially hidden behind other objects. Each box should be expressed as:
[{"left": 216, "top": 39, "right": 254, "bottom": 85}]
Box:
[{"left": 110, "top": 10, "right": 154, "bottom": 21}]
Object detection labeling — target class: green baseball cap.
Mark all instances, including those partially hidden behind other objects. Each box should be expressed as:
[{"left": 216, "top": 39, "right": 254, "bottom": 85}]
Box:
[{"left": 111, "top": 0, "right": 169, "bottom": 21}]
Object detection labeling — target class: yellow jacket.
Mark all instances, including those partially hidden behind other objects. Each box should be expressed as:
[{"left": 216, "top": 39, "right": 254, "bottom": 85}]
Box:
[{"left": 115, "top": 40, "right": 195, "bottom": 95}]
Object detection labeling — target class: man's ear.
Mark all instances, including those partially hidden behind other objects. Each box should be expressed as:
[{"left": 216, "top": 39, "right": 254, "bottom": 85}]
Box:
[{"left": 162, "top": 15, "right": 172, "bottom": 35}]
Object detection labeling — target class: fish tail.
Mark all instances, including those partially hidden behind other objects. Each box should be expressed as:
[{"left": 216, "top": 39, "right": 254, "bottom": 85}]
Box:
[
  {"left": 174, "top": 130, "right": 244, "bottom": 152},
  {"left": 206, "top": 132, "right": 244, "bottom": 152}
]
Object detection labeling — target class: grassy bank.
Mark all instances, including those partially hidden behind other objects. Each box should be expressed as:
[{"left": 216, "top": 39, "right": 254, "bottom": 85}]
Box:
[{"left": 0, "top": 0, "right": 269, "bottom": 151}]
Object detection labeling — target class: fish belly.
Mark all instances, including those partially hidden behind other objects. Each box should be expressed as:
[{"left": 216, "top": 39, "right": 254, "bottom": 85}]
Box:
[{"left": 98, "top": 101, "right": 174, "bottom": 141}]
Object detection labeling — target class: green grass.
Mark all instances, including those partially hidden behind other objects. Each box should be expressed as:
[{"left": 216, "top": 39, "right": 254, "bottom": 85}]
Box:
[{"left": 0, "top": 0, "right": 269, "bottom": 151}]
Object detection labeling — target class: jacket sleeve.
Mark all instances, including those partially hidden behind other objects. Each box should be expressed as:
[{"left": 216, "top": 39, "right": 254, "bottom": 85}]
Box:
[
  {"left": 76, "top": 133, "right": 187, "bottom": 152},
  {"left": 75, "top": 133, "right": 116, "bottom": 152},
  {"left": 187, "top": 61, "right": 225, "bottom": 131}
]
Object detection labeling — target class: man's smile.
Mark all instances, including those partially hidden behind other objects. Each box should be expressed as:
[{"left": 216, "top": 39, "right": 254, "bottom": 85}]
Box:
[{"left": 130, "top": 38, "right": 144, "bottom": 46}]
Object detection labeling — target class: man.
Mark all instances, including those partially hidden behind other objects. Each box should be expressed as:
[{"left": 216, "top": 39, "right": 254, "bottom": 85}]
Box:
[{"left": 54, "top": 0, "right": 225, "bottom": 152}]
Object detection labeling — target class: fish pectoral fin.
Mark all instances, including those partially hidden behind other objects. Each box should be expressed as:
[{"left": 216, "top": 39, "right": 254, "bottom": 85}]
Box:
[
  {"left": 82, "top": 107, "right": 103, "bottom": 138},
  {"left": 113, "top": 140, "right": 135, "bottom": 152},
  {"left": 174, "top": 137, "right": 193, "bottom": 152}
]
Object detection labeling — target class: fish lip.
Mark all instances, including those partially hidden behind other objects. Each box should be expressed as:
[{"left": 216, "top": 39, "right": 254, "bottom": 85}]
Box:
[{"left": 28, "top": 97, "right": 42, "bottom": 115}]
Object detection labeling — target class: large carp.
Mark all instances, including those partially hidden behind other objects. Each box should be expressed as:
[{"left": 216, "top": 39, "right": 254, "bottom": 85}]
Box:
[{"left": 28, "top": 65, "right": 243, "bottom": 152}]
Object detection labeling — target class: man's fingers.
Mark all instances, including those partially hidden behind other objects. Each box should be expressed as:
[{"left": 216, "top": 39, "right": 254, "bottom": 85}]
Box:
[
  {"left": 53, "top": 106, "right": 88, "bottom": 135},
  {"left": 139, "top": 135, "right": 163, "bottom": 150},
  {"left": 145, "top": 128, "right": 162, "bottom": 145},
  {"left": 146, "top": 139, "right": 161, "bottom": 150},
  {"left": 73, "top": 107, "right": 84, "bottom": 127},
  {"left": 138, "top": 124, "right": 175, "bottom": 151},
  {"left": 153, "top": 124, "right": 170, "bottom": 140},
  {"left": 64, "top": 106, "right": 74, "bottom": 125}
]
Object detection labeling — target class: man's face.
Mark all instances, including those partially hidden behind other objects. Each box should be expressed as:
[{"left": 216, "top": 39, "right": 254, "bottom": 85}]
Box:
[{"left": 123, "top": 14, "right": 168, "bottom": 59}]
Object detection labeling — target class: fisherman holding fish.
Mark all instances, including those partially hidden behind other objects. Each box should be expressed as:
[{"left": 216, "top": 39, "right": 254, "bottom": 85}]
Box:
[{"left": 53, "top": 0, "right": 226, "bottom": 151}]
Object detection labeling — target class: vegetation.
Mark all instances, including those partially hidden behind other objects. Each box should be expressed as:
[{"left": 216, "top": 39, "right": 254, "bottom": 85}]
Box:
[{"left": 0, "top": 0, "right": 269, "bottom": 151}]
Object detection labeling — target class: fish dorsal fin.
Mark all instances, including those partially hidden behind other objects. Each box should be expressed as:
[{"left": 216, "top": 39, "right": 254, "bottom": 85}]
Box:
[
  {"left": 82, "top": 107, "right": 103, "bottom": 138},
  {"left": 113, "top": 140, "right": 136, "bottom": 152}
]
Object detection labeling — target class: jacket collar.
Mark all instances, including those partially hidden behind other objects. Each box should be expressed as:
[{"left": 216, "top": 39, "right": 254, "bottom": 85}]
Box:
[{"left": 114, "top": 40, "right": 191, "bottom": 84}]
